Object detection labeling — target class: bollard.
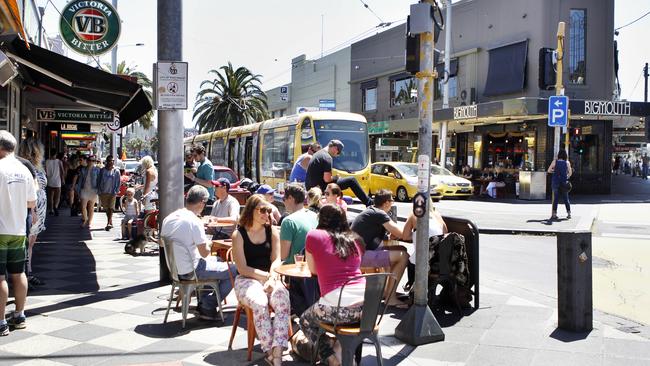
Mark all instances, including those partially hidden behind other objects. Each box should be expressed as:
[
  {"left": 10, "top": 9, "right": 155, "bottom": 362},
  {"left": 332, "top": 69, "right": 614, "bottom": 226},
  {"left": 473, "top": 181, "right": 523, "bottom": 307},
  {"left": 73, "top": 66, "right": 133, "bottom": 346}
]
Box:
[{"left": 556, "top": 231, "right": 593, "bottom": 332}]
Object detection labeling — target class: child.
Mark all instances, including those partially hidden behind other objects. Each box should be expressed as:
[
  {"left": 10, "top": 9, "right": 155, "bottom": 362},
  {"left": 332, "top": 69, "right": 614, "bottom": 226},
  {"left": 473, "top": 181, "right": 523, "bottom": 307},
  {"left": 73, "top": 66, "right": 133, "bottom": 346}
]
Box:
[
  {"left": 321, "top": 183, "right": 347, "bottom": 213},
  {"left": 121, "top": 188, "right": 140, "bottom": 240}
]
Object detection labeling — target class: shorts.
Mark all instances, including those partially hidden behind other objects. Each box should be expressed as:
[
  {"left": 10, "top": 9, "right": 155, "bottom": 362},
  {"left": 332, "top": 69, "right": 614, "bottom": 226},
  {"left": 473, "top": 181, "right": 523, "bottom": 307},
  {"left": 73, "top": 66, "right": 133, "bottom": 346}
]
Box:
[
  {"left": 122, "top": 214, "right": 137, "bottom": 224},
  {"left": 0, "top": 235, "right": 27, "bottom": 274},
  {"left": 99, "top": 194, "right": 116, "bottom": 210},
  {"left": 361, "top": 249, "right": 391, "bottom": 268}
]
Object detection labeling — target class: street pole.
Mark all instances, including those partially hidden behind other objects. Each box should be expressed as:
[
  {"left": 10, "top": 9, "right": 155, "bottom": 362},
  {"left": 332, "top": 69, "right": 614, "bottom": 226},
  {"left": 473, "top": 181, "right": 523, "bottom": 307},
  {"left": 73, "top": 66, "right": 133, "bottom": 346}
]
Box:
[
  {"left": 110, "top": 0, "right": 118, "bottom": 160},
  {"left": 157, "top": 0, "right": 184, "bottom": 282},
  {"left": 395, "top": 1, "right": 444, "bottom": 346},
  {"left": 553, "top": 22, "right": 565, "bottom": 157},
  {"left": 439, "top": 0, "right": 452, "bottom": 169},
  {"left": 644, "top": 62, "right": 648, "bottom": 103}
]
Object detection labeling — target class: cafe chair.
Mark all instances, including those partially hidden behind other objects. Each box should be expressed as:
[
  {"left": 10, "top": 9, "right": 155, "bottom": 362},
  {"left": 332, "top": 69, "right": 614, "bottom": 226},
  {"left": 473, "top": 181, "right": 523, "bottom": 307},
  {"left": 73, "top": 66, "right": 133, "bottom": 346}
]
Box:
[
  {"left": 312, "top": 272, "right": 395, "bottom": 366},
  {"left": 428, "top": 235, "right": 463, "bottom": 315},
  {"left": 161, "top": 237, "right": 225, "bottom": 328}
]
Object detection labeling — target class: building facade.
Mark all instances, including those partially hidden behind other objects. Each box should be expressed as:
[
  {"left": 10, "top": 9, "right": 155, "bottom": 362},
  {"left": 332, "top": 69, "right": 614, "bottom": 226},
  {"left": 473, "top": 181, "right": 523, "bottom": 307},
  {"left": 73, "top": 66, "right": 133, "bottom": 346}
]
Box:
[{"left": 350, "top": 0, "right": 648, "bottom": 194}]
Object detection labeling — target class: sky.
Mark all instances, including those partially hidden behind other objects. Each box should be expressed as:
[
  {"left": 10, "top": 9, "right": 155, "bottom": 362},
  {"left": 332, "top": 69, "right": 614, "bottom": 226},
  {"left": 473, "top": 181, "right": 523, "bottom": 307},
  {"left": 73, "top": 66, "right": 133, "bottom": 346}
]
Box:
[{"left": 39, "top": 0, "right": 650, "bottom": 128}]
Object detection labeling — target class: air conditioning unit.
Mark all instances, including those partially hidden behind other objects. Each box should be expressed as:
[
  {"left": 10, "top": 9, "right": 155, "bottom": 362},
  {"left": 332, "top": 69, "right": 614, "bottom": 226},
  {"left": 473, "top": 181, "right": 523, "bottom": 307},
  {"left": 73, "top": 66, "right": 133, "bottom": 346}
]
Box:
[
  {"left": 459, "top": 87, "right": 477, "bottom": 106},
  {"left": 0, "top": 51, "right": 18, "bottom": 87}
]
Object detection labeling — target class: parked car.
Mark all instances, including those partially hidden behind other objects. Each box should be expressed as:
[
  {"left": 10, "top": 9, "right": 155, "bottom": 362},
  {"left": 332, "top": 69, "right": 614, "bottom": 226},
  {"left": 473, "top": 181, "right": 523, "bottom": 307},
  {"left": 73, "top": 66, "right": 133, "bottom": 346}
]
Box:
[
  {"left": 123, "top": 160, "right": 140, "bottom": 175},
  {"left": 429, "top": 165, "right": 473, "bottom": 198},
  {"left": 369, "top": 162, "right": 442, "bottom": 202}
]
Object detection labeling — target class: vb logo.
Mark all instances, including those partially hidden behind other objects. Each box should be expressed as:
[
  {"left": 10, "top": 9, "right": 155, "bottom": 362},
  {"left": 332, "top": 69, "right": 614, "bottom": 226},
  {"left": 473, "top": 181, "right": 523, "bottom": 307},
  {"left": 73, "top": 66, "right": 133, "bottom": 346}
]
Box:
[
  {"left": 73, "top": 9, "right": 106, "bottom": 41},
  {"left": 37, "top": 109, "right": 55, "bottom": 121}
]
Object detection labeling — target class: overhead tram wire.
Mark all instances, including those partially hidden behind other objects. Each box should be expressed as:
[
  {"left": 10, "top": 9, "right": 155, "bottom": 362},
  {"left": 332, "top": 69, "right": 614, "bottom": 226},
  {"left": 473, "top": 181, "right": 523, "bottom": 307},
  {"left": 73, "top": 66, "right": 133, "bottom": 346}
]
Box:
[
  {"left": 615, "top": 10, "right": 650, "bottom": 31},
  {"left": 47, "top": 0, "right": 103, "bottom": 68},
  {"left": 627, "top": 70, "right": 644, "bottom": 100},
  {"left": 358, "top": 0, "right": 385, "bottom": 24}
]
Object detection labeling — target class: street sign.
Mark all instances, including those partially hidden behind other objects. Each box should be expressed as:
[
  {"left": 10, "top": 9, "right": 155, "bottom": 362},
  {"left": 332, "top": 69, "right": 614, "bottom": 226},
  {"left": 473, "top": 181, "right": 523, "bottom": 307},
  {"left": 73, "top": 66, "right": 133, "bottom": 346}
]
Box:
[
  {"left": 279, "top": 86, "right": 289, "bottom": 101},
  {"left": 154, "top": 61, "right": 188, "bottom": 110},
  {"left": 106, "top": 115, "right": 120, "bottom": 131},
  {"left": 412, "top": 192, "right": 427, "bottom": 218},
  {"left": 319, "top": 99, "right": 336, "bottom": 111},
  {"left": 548, "top": 95, "right": 569, "bottom": 127}
]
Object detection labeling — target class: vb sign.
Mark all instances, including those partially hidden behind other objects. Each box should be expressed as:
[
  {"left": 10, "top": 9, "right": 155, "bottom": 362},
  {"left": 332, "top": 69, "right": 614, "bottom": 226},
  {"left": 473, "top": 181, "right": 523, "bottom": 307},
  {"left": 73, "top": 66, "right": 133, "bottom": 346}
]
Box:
[
  {"left": 59, "top": 0, "right": 121, "bottom": 56},
  {"left": 548, "top": 95, "right": 569, "bottom": 127}
]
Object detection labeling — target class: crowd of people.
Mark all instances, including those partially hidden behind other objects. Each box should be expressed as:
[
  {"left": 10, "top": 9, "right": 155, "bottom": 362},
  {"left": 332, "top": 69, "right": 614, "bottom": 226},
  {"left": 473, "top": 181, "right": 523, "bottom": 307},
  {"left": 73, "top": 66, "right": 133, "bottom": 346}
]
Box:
[{"left": 613, "top": 153, "right": 649, "bottom": 179}]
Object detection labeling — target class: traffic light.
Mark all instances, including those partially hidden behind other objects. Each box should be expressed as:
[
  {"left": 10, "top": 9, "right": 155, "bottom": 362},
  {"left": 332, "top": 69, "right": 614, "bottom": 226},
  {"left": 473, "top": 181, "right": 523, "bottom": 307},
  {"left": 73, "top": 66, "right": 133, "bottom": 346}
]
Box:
[
  {"left": 538, "top": 48, "right": 556, "bottom": 90},
  {"left": 405, "top": 21, "right": 420, "bottom": 75},
  {"left": 573, "top": 127, "right": 580, "bottom": 135}
]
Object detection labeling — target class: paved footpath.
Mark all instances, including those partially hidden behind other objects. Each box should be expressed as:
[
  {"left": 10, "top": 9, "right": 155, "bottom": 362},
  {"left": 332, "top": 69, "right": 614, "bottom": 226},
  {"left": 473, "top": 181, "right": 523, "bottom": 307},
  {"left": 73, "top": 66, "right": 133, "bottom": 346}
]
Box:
[{"left": 0, "top": 207, "right": 649, "bottom": 366}]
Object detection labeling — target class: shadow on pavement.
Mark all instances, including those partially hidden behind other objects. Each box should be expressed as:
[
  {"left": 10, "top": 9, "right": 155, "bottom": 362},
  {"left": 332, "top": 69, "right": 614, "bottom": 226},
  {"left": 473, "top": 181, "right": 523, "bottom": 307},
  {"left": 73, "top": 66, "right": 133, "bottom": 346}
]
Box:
[{"left": 549, "top": 327, "right": 592, "bottom": 342}]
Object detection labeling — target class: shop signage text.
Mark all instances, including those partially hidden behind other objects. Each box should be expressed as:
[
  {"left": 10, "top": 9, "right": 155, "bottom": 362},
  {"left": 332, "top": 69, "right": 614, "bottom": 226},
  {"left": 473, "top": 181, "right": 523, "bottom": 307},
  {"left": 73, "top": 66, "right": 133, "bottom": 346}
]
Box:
[
  {"left": 60, "top": 123, "right": 78, "bottom": 130},
  {"left": 453, "top": 105, "right": 478, "bottom": 120},
  {"left": 59, "top": 0, "right": 121, "bottom": 56},
  {"left": 319, "top": 99, "right": 336, "bottom": 111},
  {"left": 584, "top": 101, "right": 631, "bottom": 116},
  {"left": 36, "top": 108, "right": 114, "bottom": 123},
  {"left": 154, "top": 62, "right": 188, "bottom": 110}
]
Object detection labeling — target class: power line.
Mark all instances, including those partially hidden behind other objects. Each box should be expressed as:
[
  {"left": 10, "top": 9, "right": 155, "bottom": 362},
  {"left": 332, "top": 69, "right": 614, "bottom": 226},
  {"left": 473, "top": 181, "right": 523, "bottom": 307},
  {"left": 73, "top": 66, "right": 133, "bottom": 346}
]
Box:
[
  {"left": 627, "top": 70, "right": 644, "bottom": 100},
  {"left": 358, "top": 0, "right": 384, "bottom": 24},
  {"left": 615, "top": 10, "right": 650, "bottom": 31}
]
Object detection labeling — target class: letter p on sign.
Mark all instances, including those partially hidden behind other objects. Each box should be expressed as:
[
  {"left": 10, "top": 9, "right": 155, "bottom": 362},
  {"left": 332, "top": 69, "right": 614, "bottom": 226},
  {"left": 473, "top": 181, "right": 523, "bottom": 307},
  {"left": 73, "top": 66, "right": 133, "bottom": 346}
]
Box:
[{"left": 548, "top": 96, "right": 568, "bottom": 127}]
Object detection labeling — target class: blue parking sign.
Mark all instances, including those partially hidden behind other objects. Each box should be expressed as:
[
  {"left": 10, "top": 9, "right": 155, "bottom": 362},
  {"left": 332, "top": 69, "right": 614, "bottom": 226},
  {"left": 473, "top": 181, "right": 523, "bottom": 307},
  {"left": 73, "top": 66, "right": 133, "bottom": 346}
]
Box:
[{"left": 548, "top": 96, "right": 569, "bottom": 127}]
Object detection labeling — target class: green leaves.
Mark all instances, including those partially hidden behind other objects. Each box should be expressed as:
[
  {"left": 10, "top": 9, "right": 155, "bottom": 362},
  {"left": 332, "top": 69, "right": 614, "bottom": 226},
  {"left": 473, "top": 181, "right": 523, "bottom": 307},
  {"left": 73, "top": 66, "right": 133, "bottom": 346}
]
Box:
[
  {"left": 193, "top": 62, "right": 269, "bottom": 133},
  {"left": 103, "top": 61, "right": 154, "bottom": 129}
]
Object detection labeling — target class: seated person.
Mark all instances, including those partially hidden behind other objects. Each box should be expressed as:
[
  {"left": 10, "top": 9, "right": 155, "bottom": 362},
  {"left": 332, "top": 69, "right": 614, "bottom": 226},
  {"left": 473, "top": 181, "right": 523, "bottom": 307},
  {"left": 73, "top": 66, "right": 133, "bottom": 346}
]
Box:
[
  {"left": 255, "top": 184, "right": 282, "bottom": 225},
  {"left": 321, "top": 182, "right": 347, "bottom": 213},
  {"left": 486, "top": 168, "right": 506, "bottom": 198},
  {"left": 231, "top": 194, "right": 290, "bottom": 366},
  {"left": 206, "top": 178, "right": 239, "bottom": 239},
  {"left": 350, "top": 189, "right": 408, "bottom": 307},
  {"left": 160, "top": 185, "right": 237, "bottom": 320},
  {"left": 460, "top": 165, "right": 473, "bottom": 179},
  {"left": 301, "top": 204, "right": 366, "bottom": 366},
  {"left": 401, "top": 201, "right": 448, "bottom": 291},
  {"left": 306, "top": 187, "right": 322, "bottom": 213},
  {"left": 280, "top": 184, "right": 319, "bottom": 315},
  {"left": 120, "top": 187, "right": 140, "bottom": 240}
]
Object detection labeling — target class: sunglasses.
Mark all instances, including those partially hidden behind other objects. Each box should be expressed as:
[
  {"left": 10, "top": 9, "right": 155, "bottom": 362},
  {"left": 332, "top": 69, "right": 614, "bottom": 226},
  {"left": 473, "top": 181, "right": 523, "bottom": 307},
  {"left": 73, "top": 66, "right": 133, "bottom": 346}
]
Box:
[
  {"left": 324, "top": 191, "right": 333, "bottom": 196},
  {"left": 256, "top": 206, "right": 272, "bottom": 214}
]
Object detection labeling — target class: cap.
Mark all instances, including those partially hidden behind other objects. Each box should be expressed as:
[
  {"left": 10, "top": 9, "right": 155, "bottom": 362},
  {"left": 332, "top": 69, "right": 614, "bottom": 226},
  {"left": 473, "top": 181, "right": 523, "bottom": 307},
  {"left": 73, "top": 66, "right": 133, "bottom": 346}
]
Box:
[
  {"left": 329, "top": 139, "right": 345, "bottom": 152},
  {"left": 211, "top": 177, "right": 231, "bottom": 191},
  {"left": 255, "top": 184, "right": 276, "bottom": 195}
]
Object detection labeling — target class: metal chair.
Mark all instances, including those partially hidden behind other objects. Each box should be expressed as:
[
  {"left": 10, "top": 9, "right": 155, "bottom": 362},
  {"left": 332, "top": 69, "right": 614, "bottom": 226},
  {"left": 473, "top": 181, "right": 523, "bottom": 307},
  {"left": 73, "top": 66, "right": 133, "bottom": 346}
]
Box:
[
  {"left": 312, "top": 272, "right": 395, "bottom": 366},
  {"left": 161, "top": 237, "right": 225, "bottom": 328}
]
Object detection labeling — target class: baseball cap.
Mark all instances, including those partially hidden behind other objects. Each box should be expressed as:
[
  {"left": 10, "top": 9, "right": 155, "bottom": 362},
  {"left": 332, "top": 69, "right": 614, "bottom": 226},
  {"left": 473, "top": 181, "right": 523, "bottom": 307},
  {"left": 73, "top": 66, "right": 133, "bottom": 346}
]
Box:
[
  {"left": 211, "top": 177, "right": 231, "bottom": 191},
  {"left": 329, "top": 139, "right": 345, "bottom": 152},
  {"left": 255, "top": 184, "right": 276, "bottom": 195}
]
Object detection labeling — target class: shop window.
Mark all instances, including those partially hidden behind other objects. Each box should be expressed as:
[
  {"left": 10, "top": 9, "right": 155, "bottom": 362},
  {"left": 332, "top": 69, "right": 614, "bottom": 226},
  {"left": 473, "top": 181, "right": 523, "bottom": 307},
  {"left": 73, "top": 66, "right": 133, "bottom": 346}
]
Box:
[
  {"left": 363, "top": 86, "right": 377, "bottom": 111},
  {"left": 391, "top": 76, "right": 417, "bottom": 107},
  {"left": 569, "top": 9, "right": 587, "bottom": 85},
  {"left": 483, "top": 132, "right": 535, "bottom": 170}
]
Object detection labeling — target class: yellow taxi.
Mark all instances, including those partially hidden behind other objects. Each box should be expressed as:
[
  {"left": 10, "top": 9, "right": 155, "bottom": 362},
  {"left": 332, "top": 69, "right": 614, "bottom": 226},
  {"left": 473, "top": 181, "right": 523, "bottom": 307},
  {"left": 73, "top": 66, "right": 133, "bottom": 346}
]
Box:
[
  {"left": 369, "top": 162, "right": 442, "bottom": 202},
  {"left": 429, "top": 165, "right": 473, "bottom": 198}
]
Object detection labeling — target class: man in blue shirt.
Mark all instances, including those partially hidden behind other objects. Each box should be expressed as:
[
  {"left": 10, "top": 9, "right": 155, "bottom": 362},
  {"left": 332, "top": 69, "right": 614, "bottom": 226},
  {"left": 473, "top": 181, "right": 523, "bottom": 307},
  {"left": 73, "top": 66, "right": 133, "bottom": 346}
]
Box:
[
  {"left": 97, "top": 155, "right": 121, "bottom": 231},
  {"left": 184, "top": 145, "right": 215, "bottom": 203}
]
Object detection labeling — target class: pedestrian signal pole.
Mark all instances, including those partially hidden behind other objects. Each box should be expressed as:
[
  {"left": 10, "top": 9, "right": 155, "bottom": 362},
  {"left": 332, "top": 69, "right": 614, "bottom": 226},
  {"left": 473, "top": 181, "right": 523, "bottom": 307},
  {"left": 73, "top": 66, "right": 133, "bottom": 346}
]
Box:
[
  {"left": 554, "top": 22, "right": 565, "bottom": 157},
  {"left": 395, "top": 1, "right": 444, "bottom": 346}
]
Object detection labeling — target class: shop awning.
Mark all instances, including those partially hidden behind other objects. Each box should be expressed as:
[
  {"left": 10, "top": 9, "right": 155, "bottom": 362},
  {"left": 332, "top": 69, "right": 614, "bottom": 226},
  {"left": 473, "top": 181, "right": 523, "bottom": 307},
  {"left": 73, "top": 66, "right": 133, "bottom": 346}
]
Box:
[{"left": 0, "top": 35, "right": 151, "bottom": 127}]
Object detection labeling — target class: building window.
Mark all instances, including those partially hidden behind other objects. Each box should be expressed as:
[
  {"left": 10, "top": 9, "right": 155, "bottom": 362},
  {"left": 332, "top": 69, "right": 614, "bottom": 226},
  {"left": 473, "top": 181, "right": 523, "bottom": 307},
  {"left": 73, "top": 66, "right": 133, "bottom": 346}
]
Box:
[
  {"left": 390, "top": 76, "right": 417, "bottom": 107},
  {"left": 363, "top": 86, "right": 377, "bottom": 111},
  {"left": 569, "top": 9, "right": 587, "bottom": 85}
]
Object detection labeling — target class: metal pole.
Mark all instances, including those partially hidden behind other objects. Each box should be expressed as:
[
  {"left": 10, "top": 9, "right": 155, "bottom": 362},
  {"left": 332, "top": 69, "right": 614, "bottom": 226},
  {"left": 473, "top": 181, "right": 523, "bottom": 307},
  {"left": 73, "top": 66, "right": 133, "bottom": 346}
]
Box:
[
  {"left": 553, "top": 22, "right": 565, "bottom": 157},
  {"left": 643, "top": 62, "right": 648, "bottom": 102},
  {"left": 395, "top": 1, "right": 444, "bottom": 346},
  {"left": 439, "top": 0, "right": 452, "bottom": 169},
  {"left": 157, "top": 0, "right": 184, "bottom": 282},
  {"left": 110, "top": 0, "right": 118, "bottom": 160}
]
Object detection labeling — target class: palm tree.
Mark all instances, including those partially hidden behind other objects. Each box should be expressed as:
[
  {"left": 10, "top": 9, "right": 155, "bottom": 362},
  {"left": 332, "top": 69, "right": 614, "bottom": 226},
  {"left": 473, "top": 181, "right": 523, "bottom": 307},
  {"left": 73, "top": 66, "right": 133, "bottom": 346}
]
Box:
[
  {"left": 103, "top": 61, "right": 154, "bottom": 129},
  {"left": 193, "top": 62, "right": 269, "bottom": 133},
  {"left": 126, "top": 137, "right": 147, "bottom": 158}
]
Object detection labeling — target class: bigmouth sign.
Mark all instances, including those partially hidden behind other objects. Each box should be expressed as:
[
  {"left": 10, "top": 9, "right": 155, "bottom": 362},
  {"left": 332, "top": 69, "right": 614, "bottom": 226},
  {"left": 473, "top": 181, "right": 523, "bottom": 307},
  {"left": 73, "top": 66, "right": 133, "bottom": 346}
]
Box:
[{"left": 59, "top": 0, "right": 121, "bottom": 56}]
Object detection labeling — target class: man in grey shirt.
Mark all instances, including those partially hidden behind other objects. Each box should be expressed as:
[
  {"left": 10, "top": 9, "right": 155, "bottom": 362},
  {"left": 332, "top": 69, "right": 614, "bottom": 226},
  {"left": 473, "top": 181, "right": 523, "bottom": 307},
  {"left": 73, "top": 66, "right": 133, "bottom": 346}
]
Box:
[{"left": 208, "top": 178, "right": 240, "bottom": 239}]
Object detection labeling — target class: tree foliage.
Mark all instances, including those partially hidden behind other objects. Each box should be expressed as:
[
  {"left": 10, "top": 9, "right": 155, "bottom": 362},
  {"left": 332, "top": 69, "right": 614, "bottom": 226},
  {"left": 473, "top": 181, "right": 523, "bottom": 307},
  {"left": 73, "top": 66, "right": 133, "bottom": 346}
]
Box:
[
  {"left": 193, "top": 62, "right": 269, "bottom": 133},
  {"left": 103, "top": 61, "right": 154, "bottom": 129}
]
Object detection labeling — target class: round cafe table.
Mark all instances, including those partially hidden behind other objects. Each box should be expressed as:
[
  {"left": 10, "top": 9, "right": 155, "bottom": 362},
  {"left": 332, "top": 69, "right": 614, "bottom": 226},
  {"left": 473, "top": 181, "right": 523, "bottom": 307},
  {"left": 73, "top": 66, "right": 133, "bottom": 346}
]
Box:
[
  {"left": 210, "top": 239, "right": 232, "bottom": 259},
  {"left": 274, "top": 263, "right": 312, "bottom": 278}
]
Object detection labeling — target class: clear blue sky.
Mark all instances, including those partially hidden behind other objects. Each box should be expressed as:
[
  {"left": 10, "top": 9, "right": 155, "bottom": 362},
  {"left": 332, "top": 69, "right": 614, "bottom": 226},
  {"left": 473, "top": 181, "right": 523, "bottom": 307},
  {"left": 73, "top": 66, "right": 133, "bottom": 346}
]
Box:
[{"left": 40, "top": 0, "right": 650, "bottom": 128}]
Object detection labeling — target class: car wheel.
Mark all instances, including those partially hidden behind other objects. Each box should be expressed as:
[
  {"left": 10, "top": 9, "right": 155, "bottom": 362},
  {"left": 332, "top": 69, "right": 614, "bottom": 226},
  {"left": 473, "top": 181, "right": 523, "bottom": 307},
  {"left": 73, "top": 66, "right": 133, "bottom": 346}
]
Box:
[{"left": 397, "top": 186, "right": 409, "bottom": 202}]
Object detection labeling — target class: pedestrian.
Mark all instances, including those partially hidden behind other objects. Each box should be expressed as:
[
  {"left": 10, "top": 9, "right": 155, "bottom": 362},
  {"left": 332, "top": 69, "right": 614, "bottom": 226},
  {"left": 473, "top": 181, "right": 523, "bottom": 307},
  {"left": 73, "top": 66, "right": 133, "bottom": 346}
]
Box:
[
  {"left": 68, "top": 156, "right": 82, "bottom": 216},
  {"left": 613, "top": 155, "right": 620, "bottom": 175},
  {"left": 255, "top": 184, "right": 282, "bottom": 225},
  {"left": 642, "top": 154, "right": 649, "bottom": 180},
  {"left": 17, "top": 139, "right": 47, "bottom": 287},
  {"left": 160, "top": 185, "right": 237, "bottom": 320},
  {"left": 300, "top": 203, "right": 366, "bottom": 366},
  {"left": 289, "top": 142, "right": 321, "bottom": 183},
  {"left": 280, "top": 184, "right": 319, "bottom": 315},
  {"left": 45, "top": 149, "right": 64, "bottom": 216},
  {"left": 184, "top": 145, "right": 214, "bottom": 203},
  {"left": 305, "top": 139, "right": 373, "bottom": 206},
  {"left": 547, "top": 149, "right": 572, "bottom": 220},
  {"left": 0, "top": 130, "right": 37, "bottom": 336},
  {"left": 139, "top": 155, "right": 158, "bottom": 214},
  {"left": 97, "top": 155, "right": 121, "bottom": 231},
  {"left": 231, "top": 194, "right": 289, "bottom": 366},
  {"left": 76, "top": 156, "right": 100, "bottom": 228}
]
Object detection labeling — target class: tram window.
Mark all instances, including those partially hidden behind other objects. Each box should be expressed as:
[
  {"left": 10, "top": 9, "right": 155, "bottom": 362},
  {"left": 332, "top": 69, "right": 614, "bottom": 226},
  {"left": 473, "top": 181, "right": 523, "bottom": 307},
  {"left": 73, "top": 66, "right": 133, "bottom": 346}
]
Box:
[
  {"left": 301, "top": 118, "right": 313, "bottom": 143},
  {"left": 238, "top": 137, "right": 246, "bottom": 178},
  {"left": 314, "top": 120, "right": 369, "bottom": 172},
  {"left": 261, "top": 131, "right": 275, "bottom": 177},
  {"left": 261, "top": 127, "right": 296, "bottom": 179},
  {"left": 210, "top": 138, "right": 226, "bottom": 166}
]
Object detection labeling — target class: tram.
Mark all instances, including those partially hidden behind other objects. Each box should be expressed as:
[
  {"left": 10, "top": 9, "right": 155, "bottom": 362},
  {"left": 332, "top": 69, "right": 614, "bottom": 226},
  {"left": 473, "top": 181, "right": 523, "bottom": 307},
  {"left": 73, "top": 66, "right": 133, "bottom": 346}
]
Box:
[{"left": 184, "top": 111, "right": 371, "bottom": 196}]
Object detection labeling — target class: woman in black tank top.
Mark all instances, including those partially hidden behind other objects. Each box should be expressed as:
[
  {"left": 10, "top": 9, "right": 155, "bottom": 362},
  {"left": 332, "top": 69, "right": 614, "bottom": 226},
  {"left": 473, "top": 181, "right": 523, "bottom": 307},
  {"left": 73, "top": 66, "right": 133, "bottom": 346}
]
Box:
[{"left": 231, "top": 194, "right": 290, "bottom": 366}]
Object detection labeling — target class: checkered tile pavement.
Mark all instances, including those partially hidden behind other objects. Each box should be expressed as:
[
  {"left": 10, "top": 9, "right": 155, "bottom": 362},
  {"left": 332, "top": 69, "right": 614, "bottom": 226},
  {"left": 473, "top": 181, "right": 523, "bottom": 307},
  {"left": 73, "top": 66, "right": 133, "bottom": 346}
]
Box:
[{"left": 1, "top": 208, "right": 649, "bottom": 366}]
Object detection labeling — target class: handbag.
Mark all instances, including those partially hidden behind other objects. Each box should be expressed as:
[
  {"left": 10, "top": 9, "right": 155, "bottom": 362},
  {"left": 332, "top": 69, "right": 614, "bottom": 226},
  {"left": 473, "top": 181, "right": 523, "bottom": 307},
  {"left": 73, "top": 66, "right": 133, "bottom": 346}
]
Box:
[{"left": 560, "top": 180, "right": 572, "bottom": 193}]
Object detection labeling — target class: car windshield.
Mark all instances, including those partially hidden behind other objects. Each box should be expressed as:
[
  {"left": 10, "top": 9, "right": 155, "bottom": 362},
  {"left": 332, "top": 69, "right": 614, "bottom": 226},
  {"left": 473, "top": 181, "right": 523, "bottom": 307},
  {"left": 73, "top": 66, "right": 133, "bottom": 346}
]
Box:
[
  {"left": 124, "top": 162, "right": 140, "bottom": 171},
  {"left": 395, "top": 163, "right": 418, "bottom": 177},
  {"left": 314, "top": 120, "right": 369, "bottom": 172},
  {"left": 215, "top": 170, "right": 238, "bottom": 183},
  {"left": 431, "top": 165, "right": 454, "bottom": 176}
]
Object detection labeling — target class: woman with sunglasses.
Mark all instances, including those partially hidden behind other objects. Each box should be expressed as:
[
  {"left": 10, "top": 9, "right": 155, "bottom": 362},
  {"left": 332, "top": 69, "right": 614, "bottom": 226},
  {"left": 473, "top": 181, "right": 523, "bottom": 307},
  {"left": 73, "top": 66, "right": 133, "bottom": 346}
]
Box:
[
  {"left": 321, "top": 183, "right": 347, "bottom": 213},
  {"left": 231, "top": 194, "right": 290, "bottom": 366}
]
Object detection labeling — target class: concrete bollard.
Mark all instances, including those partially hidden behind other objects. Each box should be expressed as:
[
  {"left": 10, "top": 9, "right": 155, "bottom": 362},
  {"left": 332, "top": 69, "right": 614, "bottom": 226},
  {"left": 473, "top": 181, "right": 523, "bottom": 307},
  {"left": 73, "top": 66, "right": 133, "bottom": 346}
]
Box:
[{"left": 556, "top": 231, "right": 593, "bottom": 332}]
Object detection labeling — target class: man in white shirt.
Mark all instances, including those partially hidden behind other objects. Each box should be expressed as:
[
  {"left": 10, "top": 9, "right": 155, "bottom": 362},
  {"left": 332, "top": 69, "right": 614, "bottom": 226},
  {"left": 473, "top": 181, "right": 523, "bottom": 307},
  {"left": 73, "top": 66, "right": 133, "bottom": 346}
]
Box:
[
  {"left": 207, "top": 178, "right": 240, "bottom": 239},
  {"left": 45, "top": 149, "right": 64, "bottom": 216},
  {"left": 0, "top": 130, "right": 37, "bottom": 336},
  {"left": 161, "top": 185, "right": 237, "bottom": 320}
]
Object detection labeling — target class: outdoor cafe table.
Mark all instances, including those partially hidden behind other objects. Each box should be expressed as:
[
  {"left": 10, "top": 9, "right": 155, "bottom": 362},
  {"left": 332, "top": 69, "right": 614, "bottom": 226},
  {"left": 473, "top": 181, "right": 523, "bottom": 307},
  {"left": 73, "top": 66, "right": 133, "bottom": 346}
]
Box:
[
  {"left": 210, "top": 239, "right": 232, "bottom": 259},
  {"left": 274, "top": 263, "right": 312, "bottom": 279}
]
